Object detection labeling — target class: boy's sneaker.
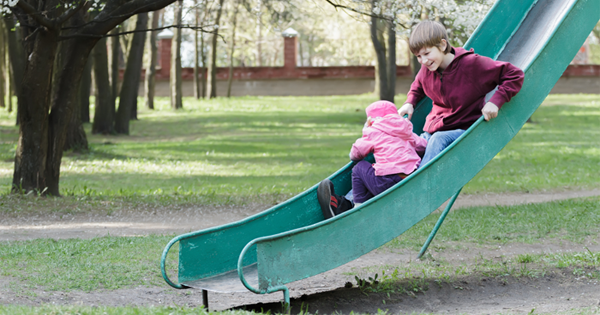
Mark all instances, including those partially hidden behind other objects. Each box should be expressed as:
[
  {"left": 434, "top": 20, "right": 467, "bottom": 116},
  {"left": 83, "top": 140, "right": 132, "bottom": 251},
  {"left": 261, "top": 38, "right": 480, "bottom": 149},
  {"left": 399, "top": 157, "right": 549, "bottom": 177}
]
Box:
[{"left": 317, "top": 179, "right": 353, "bottom": 219}]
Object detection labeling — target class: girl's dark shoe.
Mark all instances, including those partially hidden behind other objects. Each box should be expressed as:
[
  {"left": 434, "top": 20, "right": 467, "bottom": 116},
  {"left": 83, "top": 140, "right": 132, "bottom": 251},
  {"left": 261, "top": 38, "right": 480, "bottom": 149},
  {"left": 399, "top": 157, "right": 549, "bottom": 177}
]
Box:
[{"left": 317, "top": 179, "right": 353, "bottom": 219}]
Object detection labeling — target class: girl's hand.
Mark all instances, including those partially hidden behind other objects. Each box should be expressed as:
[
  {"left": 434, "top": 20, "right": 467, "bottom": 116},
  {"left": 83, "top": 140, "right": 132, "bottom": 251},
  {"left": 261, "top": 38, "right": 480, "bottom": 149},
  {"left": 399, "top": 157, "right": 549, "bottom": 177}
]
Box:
[
  {"left": 399, "top": 103, "right": 414, "bottom": 120},
  {"left": 482, "top": 102, "right": 499, "bottom": 121}
]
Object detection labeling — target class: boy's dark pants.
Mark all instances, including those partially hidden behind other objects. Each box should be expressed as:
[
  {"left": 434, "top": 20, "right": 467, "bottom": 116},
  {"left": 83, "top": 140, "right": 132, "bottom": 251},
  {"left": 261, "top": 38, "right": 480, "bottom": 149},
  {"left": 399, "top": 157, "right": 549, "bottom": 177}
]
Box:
[{"left": 352, "top": 160, "right": 403, "bottom": 204}]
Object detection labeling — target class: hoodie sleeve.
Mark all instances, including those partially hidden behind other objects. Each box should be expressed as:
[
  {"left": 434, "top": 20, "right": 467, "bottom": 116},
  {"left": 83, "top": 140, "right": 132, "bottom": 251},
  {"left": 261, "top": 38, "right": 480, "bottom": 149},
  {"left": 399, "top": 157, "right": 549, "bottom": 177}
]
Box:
[
  {"left": 473, "top": 56, "right": 524, "bottom": 109},
  {"left": 349, "top": 137, "right": 374, "bottom": 162},
  {"left": 410, "top": 133, "right": 428, "bottom": 156},
  {"left": 405, "top": 68, "right": 426, "bottom": 106}
]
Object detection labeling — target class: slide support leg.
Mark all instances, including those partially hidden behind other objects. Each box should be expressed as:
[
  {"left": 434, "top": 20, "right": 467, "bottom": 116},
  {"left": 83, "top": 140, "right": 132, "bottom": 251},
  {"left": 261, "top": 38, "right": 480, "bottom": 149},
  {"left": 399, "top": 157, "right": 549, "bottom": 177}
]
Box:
[
  {"left": 418, "top": 188, "right": 462, "bottom": 259},
  {"left": 202, "top": 290, "right": 208, "bottom": 309},
  {"left": 282, "top": 286, "right": 290, "bottom": 313}
]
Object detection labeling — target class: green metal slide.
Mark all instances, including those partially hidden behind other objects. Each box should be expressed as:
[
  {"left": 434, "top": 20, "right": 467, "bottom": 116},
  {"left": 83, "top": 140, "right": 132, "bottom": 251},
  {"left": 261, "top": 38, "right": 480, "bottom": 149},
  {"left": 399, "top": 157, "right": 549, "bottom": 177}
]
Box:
[{"left": 161, "top": 0, "right": 599, "bottom": 308}]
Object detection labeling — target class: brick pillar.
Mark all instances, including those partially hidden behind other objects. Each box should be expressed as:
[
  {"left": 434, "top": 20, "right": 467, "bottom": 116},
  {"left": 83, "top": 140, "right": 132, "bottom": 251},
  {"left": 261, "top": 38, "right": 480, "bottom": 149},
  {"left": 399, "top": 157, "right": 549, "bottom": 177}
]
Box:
[
  {"left": 158, "top": 29, "right": 174, "bottom": 78},
  {"left": 282, "top": 28, "right": 298, "bottom": 69}
]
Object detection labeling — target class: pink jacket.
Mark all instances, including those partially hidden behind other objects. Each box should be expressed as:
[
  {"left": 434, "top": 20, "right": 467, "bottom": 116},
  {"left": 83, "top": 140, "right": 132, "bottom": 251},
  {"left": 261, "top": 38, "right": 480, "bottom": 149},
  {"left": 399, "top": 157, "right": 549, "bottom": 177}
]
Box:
[{"left": 350, "top": 114, "right": 427, "bottom": 176}]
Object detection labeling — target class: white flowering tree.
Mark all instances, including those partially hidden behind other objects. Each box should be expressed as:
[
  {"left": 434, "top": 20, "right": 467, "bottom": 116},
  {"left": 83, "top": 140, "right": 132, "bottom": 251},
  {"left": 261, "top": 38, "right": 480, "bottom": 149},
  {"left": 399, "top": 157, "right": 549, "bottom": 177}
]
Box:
[
  {"left": 1, "top": 0, "right": 178, "bottom": 196},
  {"left": 324, "top": 0, "right": 496, "bottom": 102}
]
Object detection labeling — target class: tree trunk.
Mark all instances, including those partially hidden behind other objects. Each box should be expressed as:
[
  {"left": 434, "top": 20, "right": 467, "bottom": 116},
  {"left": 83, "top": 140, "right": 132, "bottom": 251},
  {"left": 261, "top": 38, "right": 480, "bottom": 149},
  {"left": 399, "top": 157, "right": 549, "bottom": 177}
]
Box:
[
  {"left": 410, "top": 50, "right": 420, "bottom": 79},
  {"left": 227, "top": 3, "right": 240, "bottom": 98},
  {"left": 206, "top": 0, "right": 225, "bottom": 99},
  {"left": 370, "top": 0, "right": 396, "bottom": 102},
  {"left": 7, "top": 72, "right": 12, "bottom": 113},
  {"left": 11, "top": 0, "right": 179, "bottom": 196},
  {"left": 256, "top": 12, "right": 262, "bottom": 66},
  {"left": 370, "top": 1, "right": 389, "bottom": 101},
  {"left": 115, "top": 13, "right": 148, "bottom": 134},
  {"left": 92, "top": 36, "right": 115, "bottom": 134},
  {"left": 171, "top": 0, "right": 183, "bottom": 109},
  {"left": 64, "top": 81, "right": 89, "bottom": 152},
  {"left": 12, "top": 27, "right": 59, "bottom": 194},
  {"left": 110, "top": 28, "right": 121, "bottom": 103},
  {"left": 3, "top": 17, "right": 25, "bottom": 107},
  {"left": 144, "top": 10, "right": 160, "bottom": 110},
  {"left": 62, "top": 48, "right": 91, "bottom": 152},
  {"left": 0, "top": 21, "right": 6, "bottom": 108},
  {"left": 385, "top": 21, "right": 396, "bottom": 103},
  {"left": 56, "top": 16, "right": 89, "bottom": 152},
  {"left": 200, "top": 31, "right": 207, "bottom": 98},
  {"left": 193, "top": 0, "right": 200, "bottom": 99},
  {"left": 13, "top": 8, "right": 95, "bottom": 195},
  {"left": 46, "top": 34, "right": 95, "bottom": 195},
  {"left": 79, "top": 57, "right": 92, "bottom": 123}
]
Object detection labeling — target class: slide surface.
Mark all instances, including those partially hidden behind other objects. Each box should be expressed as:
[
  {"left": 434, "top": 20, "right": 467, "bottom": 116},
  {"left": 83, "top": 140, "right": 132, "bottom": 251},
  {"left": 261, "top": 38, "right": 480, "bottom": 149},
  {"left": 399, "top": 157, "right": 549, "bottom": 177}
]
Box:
[{"left": 161, "top": 0, "right": 599, "bottom": 298}]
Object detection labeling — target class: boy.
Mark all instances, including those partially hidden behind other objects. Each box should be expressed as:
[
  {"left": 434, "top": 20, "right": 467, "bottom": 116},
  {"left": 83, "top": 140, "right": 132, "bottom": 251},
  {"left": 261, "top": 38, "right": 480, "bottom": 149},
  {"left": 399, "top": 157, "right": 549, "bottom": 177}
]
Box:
[{"left": 400, "top": 20, "right": 524, "bottom": 166}]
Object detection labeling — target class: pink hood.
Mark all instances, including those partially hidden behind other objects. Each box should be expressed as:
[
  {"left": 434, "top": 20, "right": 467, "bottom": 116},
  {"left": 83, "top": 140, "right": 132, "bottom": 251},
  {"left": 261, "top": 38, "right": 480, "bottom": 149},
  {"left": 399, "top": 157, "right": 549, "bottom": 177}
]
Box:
[{"left": 350, "top": 114, "right": 427, "bottom": 176}]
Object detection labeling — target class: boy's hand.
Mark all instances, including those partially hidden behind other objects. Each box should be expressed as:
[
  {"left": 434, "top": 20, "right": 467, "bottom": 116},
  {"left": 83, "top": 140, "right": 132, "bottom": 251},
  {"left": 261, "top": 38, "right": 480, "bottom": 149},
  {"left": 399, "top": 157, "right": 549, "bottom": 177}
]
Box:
[
  {"left": 399, "top": 103, "right": 414, "bottom": 120},
  {"left": 482, "top": 102, "right": 499, "bottom": 121}
]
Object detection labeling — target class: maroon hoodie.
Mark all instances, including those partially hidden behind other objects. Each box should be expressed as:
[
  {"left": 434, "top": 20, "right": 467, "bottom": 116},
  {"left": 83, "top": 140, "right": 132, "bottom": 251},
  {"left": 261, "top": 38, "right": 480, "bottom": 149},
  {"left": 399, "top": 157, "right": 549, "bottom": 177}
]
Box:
[{"left": 405, "top": 47, "right": 524, "bottom": 134}]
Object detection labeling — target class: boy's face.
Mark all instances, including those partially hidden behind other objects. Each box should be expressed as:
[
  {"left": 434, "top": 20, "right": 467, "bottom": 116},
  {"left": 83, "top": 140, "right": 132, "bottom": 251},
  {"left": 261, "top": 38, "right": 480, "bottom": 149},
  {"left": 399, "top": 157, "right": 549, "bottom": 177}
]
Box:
[{"left": 415, "top": 41, "right": 447, "bottom": 72}]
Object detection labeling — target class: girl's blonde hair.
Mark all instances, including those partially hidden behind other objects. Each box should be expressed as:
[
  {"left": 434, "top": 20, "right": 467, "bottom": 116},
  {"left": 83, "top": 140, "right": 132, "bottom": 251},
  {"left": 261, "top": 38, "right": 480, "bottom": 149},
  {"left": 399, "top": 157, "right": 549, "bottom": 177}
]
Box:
[{"left": 409, "top": 20, "right": 451, "bottom": 55}]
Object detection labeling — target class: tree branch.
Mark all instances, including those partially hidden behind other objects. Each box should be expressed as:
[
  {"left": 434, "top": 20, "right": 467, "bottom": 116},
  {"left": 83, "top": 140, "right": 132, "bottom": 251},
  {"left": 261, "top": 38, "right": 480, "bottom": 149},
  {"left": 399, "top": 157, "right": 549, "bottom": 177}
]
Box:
[
  {"left": 16, "top": 0, "right": 55, "bottom": 30},
  {"left": 56, "top": 0, "right": 92, "bottom": 25},
  {"left": 81, "top": 0, "right": 178, "bottom": 36},
  {"left": 58, "top": 24, "right": 222, "bottom": 40},
  {"left": 323, "top": 0, "right": 410, "bottom": 29},
  {"left": 324, "top": 0, "right": 390, "bottom": 20}
]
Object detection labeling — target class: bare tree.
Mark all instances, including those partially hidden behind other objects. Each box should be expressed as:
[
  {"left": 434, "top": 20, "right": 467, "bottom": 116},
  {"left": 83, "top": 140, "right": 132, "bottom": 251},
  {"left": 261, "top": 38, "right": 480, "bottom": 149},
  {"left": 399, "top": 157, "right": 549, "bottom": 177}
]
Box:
[
  {"left": 109, "top": 29, "right": 121, "bottom": 103},
  {"left": 227, "top": 2, "right": 240, "bottom": 98},
  {"left": 79, "top": 58, "right": 92, "bottom": 123},
  {"left": 3, "top": 17, "right": 24, "bottom": 111},
  {"left": 193, "top": 0, "right": 201, "bottom": 99},
  {"left": 145, "top": 10, "right": 161, "bottom": 110},
  {"left": 171, "top": 0, "right": 183, "bottom": 109},
  {"left": 206, "top": 0, "right": 225, "bottom": 98},
  {"left": 92, "top": 36, "right": 115, "bottom": 135},
  {"left": 115, "top": 13, "right": 149, "bottom": 133},
  {"left": 0, "top": 21, "right": 6, "bottom": 108},
  {"left": 370, "top": 0, "right": 395, "bottom": 102}
]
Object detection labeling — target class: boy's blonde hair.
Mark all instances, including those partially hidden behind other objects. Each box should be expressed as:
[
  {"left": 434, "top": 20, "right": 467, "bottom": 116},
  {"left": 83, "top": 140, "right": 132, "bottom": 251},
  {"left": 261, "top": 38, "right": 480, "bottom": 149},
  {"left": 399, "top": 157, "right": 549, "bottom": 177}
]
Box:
[{"left": 409, "top": 20, "right": 451, "bottom": 55}]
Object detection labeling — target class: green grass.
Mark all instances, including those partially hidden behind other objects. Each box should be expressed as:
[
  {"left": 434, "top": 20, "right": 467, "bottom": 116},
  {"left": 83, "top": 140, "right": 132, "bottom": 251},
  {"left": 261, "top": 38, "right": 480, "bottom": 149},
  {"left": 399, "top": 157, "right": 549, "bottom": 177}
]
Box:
[
  {"left": 0, "top": 95, "right": 377, "bottom": 205},
  {"left": 0, "top": 94, "right": 598, "bottom": 206},
  {"left": 351, "top": 249, "right": 600, "bottom": 297},
  {"left": 467, "top": 94, "right": 600, "bottom": 193},
  {"left": 388, "top": 197, "right": 600, "bottom": 250},
  {"left": 0, "top": 235, "right": 178, "bottom": 292}
]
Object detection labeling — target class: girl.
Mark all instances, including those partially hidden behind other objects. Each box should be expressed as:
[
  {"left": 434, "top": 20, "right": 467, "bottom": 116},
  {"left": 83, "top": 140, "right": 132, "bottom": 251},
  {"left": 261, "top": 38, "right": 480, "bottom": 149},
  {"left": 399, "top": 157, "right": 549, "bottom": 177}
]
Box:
[{"left": 318, "top": 101, "right": 427, "bottom": 219}]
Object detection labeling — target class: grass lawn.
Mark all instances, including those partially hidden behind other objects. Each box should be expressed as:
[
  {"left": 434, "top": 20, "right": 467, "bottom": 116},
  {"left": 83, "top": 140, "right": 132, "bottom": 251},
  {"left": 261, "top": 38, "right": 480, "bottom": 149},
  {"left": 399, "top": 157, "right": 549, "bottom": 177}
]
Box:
[{"left": 0, "top": 94, "right": 599, "bottom": 207}]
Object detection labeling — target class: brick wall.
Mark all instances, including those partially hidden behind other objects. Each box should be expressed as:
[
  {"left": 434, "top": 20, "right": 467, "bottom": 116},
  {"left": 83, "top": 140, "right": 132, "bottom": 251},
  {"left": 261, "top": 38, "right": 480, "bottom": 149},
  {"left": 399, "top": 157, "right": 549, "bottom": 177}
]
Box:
[{"left": 129, "top": 30, "right": 599, "bottom": 96}]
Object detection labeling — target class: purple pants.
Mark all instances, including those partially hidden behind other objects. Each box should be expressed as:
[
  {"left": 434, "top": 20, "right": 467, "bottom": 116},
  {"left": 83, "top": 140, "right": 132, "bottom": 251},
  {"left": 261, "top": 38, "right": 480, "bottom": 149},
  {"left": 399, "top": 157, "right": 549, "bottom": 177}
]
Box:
[{"left": 352, "top": 160, "right": 403, "bottom": 204}]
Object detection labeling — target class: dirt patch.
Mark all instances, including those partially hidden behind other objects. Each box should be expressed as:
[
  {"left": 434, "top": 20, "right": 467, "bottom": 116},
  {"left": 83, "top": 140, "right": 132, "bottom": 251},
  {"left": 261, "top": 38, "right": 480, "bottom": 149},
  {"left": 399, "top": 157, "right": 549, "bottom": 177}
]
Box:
[
  {"left": 1, "top": 189, "right": 599, "bottom": 241},
  {"left": 237, "top": 272, "right": 600, "bottom": 314}
]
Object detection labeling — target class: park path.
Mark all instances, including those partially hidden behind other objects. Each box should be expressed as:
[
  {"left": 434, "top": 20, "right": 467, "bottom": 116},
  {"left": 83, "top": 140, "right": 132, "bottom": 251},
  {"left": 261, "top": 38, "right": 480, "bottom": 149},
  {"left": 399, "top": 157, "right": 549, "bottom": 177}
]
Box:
[{"left": 2, "top": 188, "right": 600, "bottom": 241}]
